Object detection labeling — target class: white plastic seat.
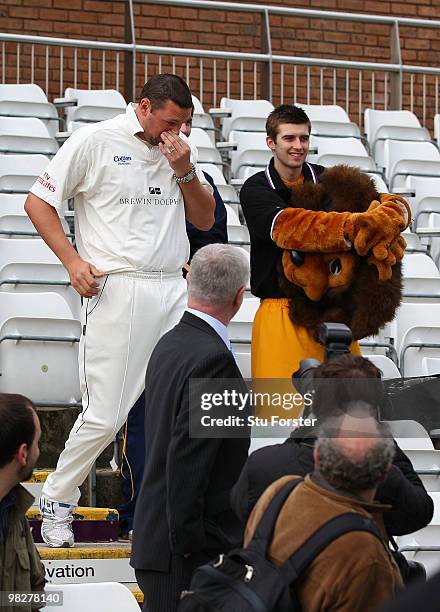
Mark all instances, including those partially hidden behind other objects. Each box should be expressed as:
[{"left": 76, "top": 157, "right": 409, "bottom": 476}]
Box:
[
  {"left": 0, "top": 193, "right": 68, "bottom": 217},
  {"left": 308, "top": 136, "right": 375, "bottom": 171},
  {"left": 0, "top": 117, "right": 58, "bottom": 156},
  {"left": 0, "top": 292, "right": 81, "bottom": 405},
  {"left": 0, "top": 154, "right": 50, "bottom": 193},
  {"left": 0, "top": 213, "right": 70, "bottom": 239},
  {"left": 386, "top": 419, "right": 434, "bottom": 450},
  {"left": 229, "top": 297, "right": 259, "bottom": 343},
  {"left": 188, "top": 128, "right": 222, "bottom": 166},
  {"left": 406, "top": 176, "right": 440, "bottom": 229},
  {"left": 384, "top": 140, "right": 440, "bottom": 189},
  {"left": 0, "top": 237, "right": 60, "bottom": 268},
  {"left": 0, "top": 262, "right": 80, "bottom": 319},
  {"left": 64, "top": 88, "right": 126, "bottom": 128},
  {"left": 191, "top": 95, "right": 215, "bottom": 140},
  {"left": 0, "top": 84, "right": 60, "bottom": 136},
  {"left": 299, "top": 104, "right": 360, "bottom": 138},
  {"left": 365, "top": 355, "right": 401, "bottom": 379},
  {"left": 399, "top": 325, "right": 440, "bottom": 377},
  {"left": 367, "top": 173, "right": 388, "bottom": 193},
  {"left": 220, "top": 98, "right": 274, "bottom": 141},
  {"left": 229, "top": 131, "right": 272, "bottom": 179},
  {"left": 234, "top": 348, "right": 251, "bottom": 379},
  {"left": 364, "top": 109, "right": 429, "bottom": 169},
  {"left": 198, "top": 163, "right": 227, "bottom": 185},
  {"left": 42, "top": 582, "right": 139, "bottom": 611}
]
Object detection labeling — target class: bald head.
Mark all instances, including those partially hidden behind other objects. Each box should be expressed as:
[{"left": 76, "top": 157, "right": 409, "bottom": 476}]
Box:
[{"left": 314, "top": 407, "right": 395, "bottom": 497}]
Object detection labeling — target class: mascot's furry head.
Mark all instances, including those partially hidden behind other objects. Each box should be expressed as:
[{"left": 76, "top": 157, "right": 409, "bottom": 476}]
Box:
[{"left": 278, "top": 165, "right": 403, "bottom": 341}]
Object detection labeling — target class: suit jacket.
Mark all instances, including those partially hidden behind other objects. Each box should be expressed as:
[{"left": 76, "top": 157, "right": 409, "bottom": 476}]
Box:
[{"left": 130, "top": 311, "right": 250, "bottom": 572}]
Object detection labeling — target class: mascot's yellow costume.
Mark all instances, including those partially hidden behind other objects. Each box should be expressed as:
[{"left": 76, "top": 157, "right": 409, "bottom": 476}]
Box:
[{"left": 252, "top": 165, "right": 411, "bottom": 379}]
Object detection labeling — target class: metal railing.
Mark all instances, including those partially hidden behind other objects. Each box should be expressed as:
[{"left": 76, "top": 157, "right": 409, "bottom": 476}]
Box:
[{"left": 2, "top": 0, "right": 440, "bottom": 128}]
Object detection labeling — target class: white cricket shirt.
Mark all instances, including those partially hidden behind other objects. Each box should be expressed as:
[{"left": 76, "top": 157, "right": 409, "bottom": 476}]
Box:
[{"left": 30, "top": 104, "right": 212, "bottom": 273}]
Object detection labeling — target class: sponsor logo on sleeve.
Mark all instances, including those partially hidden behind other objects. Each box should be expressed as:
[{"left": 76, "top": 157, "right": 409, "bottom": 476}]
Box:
[{"left": 36, "top": 171, "right": 56, "bottom": 192}]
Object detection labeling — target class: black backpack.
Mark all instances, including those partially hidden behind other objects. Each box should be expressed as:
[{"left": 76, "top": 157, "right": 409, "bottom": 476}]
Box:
[{"left": 178, "top": 478, "right": 384, "bottom": 612}]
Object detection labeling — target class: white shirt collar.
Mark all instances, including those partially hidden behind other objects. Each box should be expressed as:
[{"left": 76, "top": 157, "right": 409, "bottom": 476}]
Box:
[
  {"left": 186, "top": 308, "right": 231, "bottom": 350},
  {"left": 124, "top": 103, "right": 153, "bottom": 148}
]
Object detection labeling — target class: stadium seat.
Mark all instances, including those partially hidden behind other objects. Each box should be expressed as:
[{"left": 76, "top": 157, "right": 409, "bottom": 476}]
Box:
[
  {"left": 384, "top": 140, "right": 440, "bottom": 189},
  {"left": 226, "top": 204, "right": 250, "bottom": 246},
  {"left": 0, "top": 83, "right": 60, "bottom": 136},
  {"left": 0, "top": 262, "right": 80, "bottom": 319},
  {"left": 401, "top": 253, "right": 440, "bottom": 303},
  {"left": 188, "top": 127, "right": 222, "bottom": 167},
  {"left": 229, "top": 297, "right": 259, "bottom": 344},
  {"left": 308, "top": 136, "right": 376, "bottom": 171},
  {"left": 228, "top": 130, "right": 271, "bottom": 179},
  {"left": 299, "top": 104, "right": 361, "bottom": 139},
  {"left": 0, "top": 154, "right": 49, "bottom": 193},
  {"left": 367, "top": 172, "right": 388, "bottom": 193},
  {"left": 42, "top": 582, "right": 139, "bottom": 611},
  {"left": 386, "top": 419, "right": 435, "bottom": 450},
  {"left": 391, "top": 302, "right": 440, "bottom": 375},
  {"left": 364, "top": 109, "right": 429, "bottom": 170},
  {"left": 397, "top": 447, "right": 440, "bottom": 492},
  {"left": 0, "top": 291, "right": 81, "bottom": 406},
  {"left": 365, "top": 354, "right": 401, "bottom": 379},
  {"left": 406, "top": 176, "right": 440, "bottom": 229},
  {"left": 191, "top": 95, "right": 215, "bottom": 139},
  {"left": 219, "top": 98, "right": 274, "bottom": 140},
  {"left": 61, "top": 88, "right": 126, "bottom": 130},
  {"left": 0, "top": 117, "right": 58, "bottom": 156}
]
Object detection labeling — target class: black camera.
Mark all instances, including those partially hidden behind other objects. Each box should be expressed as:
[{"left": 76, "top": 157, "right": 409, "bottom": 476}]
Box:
[{"left": 292, "top": 322, "right": 353, "bottom": 396}]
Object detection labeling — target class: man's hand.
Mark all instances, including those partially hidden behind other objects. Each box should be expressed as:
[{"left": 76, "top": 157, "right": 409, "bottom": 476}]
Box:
[
  {"left": 159, "top": 131, "right": 192, "bottom": 177},
  {"left": 66, "top": 256, "right": 105, "bottom": 298}
]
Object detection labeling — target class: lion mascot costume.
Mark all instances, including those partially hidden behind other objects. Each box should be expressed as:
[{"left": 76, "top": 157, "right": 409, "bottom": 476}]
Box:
[{"left": 254, "top": 165, "right": 410, "bottom": 379}]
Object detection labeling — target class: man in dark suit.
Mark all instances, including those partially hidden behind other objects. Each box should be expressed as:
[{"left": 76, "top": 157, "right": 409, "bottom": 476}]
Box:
[{"left": 131, "top": 243, "right": 250, "bottom": 612}]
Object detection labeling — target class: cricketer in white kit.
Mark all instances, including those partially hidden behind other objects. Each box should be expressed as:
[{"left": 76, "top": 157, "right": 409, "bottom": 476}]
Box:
[{"left": 24, "top": 74, "right": 215, "bottom": 547}]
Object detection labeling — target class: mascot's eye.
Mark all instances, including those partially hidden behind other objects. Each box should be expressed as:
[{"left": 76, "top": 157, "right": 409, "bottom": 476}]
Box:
[
  {"left": 290, "top": 250, "right": 304, "bottom": 266},
  {"left": 329, "top": 257, "right": 342, "bottom": 275}
]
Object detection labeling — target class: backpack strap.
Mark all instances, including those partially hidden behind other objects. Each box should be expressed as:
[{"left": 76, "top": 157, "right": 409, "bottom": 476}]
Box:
[
  {"left": 277, "top": 512, "right": 384, "bottom": 584},
  {"left": 247, "top": 478, "right": 303, "bottom": 556}
]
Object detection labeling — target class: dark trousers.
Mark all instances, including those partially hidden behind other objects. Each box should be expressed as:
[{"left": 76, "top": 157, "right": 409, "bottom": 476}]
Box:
[
  {"left": 118, "top": 393, "right": 145, "bottom": 534},
  {"left": 136, "top": 552, "right": 211, "bottom": 612}
]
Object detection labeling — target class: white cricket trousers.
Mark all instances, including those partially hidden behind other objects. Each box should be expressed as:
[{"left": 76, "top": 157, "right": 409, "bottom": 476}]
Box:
[{"left": 42, "top": 270, "right": 187, "bottom": 506}]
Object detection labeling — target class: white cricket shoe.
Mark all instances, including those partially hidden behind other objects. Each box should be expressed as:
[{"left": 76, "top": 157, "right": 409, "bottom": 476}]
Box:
[{"left": 40, "top": 496, "right": 75, "bottom": 548}]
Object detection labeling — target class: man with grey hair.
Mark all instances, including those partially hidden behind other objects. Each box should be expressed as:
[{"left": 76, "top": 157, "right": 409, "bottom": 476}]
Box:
[
  {"left": 244, "top": 409, "right": 403, "bottom": 612},
  {"left": 131, "top": 244, "right": 250, "bottom": 612}
]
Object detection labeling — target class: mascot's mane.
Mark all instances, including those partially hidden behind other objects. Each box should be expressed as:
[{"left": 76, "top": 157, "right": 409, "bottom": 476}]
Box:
[{"left": 278, "top": 165, "right": 402, "bottom": 341}]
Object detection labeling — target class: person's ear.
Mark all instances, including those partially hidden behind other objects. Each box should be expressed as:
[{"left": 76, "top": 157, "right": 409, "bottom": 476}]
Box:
[
  {"left": 313, "top": 446, "right": 319, "bottom": 465},
  {"left": 16, "top": 443, "right": 28, "bottom": 467},
  {"left": 266, "top": 135, "right": 276, "bottom": 152},
  {"left": 234, "top": 286, "right": 245, "bottom": 309},
  {"left": 139, "top": 98, "right": 151, "bottom": 116}
]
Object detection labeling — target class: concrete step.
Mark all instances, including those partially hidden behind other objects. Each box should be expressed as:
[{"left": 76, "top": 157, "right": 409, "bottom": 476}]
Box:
[
  {"left": 37, "top": 542, "right": 136, "bottom": 585},
  {"left": 28, "top": 507, "right": 119, "bottom": 543}
]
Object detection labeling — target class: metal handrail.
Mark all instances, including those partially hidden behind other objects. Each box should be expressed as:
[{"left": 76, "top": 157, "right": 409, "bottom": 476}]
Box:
[{"left": 2, "top": 32, "right": 440, "bottom": 76}]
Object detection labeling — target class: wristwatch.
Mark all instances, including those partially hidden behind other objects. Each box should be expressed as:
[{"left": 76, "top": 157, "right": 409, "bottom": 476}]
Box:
[{"left": 174, "top": 163, "right": 197, "bottom": 184}]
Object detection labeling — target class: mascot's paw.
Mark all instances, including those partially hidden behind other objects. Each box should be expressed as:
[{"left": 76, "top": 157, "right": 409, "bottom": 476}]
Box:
[
  {"left": 367, "top": 235, "right": 407, "bottom": 281},
  {"left": 350, "top": 194, "right": 410, "bottom": 259}
]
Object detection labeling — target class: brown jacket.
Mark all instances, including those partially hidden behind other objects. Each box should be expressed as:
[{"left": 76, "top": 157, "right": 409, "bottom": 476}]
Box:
[
  {"left": 244, "top": 475, "right": 403, "bottom": 612},
  {"left": 0, "top": 485, "right": 46, "bottom": 611}
]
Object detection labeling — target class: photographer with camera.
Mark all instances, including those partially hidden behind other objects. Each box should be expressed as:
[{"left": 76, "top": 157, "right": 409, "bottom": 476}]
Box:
[{"left": 231, "top": 353, "right": 433, "bottom": 549}]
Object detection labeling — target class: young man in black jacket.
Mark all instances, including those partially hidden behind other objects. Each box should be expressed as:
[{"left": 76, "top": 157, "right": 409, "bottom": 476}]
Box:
[{"left": 231, "top": 354, "right": 434, "bottom": 539}]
